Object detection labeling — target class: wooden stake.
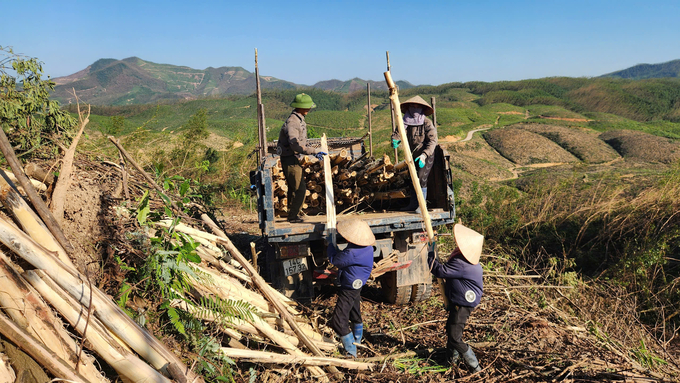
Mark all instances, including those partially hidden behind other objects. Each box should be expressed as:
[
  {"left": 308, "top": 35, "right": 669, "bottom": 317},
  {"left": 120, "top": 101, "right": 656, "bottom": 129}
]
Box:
[
  {"left": 321, "top": 135, "right": 337, "bottom": 246},
  {"left": 367, "top": 82, "right": 373, "bottom": 157}
]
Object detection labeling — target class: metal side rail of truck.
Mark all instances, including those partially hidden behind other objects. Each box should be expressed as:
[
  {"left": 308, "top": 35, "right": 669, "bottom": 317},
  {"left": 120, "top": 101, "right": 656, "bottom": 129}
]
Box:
[{"left": 250, "top": 137, "right": 456, "bottom": 305}]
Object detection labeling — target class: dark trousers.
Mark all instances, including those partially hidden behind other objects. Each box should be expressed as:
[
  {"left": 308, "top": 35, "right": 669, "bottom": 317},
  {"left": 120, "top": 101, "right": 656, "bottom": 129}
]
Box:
[
  {"left": 330, "top": 288, "right": 362, "bottom": 337},
  {"left": 446, "top": 305, "right": 473, "bottom": 355},
  {"left": 415, "top": 150, "right": 434, "bottom": 188},
  {"left": 281, "top": 155, "right": 306, "bottom": 218}
]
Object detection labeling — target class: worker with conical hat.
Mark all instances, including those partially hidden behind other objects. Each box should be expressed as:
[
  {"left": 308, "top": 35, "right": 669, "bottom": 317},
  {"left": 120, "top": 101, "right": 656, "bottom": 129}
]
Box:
[
  {"left": 277, "top": 93, "right": 327, "bottom": 223},
  {"left": 428, "top": 224, "right": 484, "bottom": 373},
  {"left": 327, "top": 218, "right": 376, "bottom": 357},
  {"left": 391, "top": 95, "right": 439, "bottom": 213}
]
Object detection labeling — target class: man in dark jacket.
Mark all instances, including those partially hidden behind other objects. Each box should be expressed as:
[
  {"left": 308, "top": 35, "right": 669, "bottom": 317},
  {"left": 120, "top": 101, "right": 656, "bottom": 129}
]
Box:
[
  {"left": 428, "top": 224, "right": 484, "bottom": 373},
  {"left": 277, "top": 93, "right": 327, "bottom": 222},
  {"left": 391, "top": 95, "right": 438, "bottom": 212},
  {"left": 327, "top": 218, "right": 375, "bottom": 357}
]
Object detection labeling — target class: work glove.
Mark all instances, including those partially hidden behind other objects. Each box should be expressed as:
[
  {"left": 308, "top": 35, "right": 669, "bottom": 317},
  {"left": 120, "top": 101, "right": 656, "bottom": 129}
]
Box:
[
  {"left": 391, "top": 139, "right": 401, "bottom": 149},
  {"left": 315, "top": 151, "right": 328, "bottom": 161},
  {"left": 415, "top": 154, "right": 426, "bottom": 169}
]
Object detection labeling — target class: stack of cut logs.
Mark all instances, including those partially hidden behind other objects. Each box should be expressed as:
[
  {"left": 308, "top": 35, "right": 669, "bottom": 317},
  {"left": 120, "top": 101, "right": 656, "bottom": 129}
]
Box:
[{"left": 272, "top": 150, "right": 411, "bottom": 217}]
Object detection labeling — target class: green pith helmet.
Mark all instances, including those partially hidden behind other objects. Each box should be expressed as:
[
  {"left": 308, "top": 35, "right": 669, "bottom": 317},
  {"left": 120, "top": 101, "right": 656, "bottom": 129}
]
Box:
[{"left": 290, "top": 93, "right": 316, "bottom": 109}]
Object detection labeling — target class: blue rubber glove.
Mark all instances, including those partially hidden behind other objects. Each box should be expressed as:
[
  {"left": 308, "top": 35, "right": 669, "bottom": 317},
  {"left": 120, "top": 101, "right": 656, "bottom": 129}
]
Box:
[
  {"left": 427, "top": 240, "right": 437, "bottom": 254},
  {"left": 315, "top": 151, "right": 328, "bottom": 161},
  {"left": 415, "top": 154, "right": 426, "bottom": 169},
  {"left": 391, "top": 139, "right": 401, "bottom": 149}
]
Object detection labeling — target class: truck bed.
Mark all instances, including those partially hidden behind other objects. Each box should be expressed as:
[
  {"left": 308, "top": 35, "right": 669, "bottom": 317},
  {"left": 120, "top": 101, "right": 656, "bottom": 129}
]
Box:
[{"left": 265, "top": 208, "right": 453, "bottom": 243}]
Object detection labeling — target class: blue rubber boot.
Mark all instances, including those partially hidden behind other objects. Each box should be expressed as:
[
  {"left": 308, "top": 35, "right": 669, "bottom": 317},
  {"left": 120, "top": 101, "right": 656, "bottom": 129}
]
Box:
[
  {"left": 352, "top": 323, "right": 363, "bottom": 345},
  {"left": 339, "top": 333, "right": 357, "bottom": 357},
  {"left": 462, "top": 346, "right": 481, "bottom": 373},
  {"left": 414, "top": 187, "right": 427, "bottom": 214}
]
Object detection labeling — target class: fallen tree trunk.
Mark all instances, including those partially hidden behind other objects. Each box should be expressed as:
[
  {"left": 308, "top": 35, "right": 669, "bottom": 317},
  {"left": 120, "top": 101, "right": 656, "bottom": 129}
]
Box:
[
  {"left": 221, "top": 348, "right": 374, "bottom": 370},
  {"left": 24, "top": 270, "right": 171, "bottom": 383}
]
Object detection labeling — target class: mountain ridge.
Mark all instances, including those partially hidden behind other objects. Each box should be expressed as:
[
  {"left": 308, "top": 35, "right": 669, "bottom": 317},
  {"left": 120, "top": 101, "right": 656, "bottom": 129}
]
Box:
[{"left": 52, "top": 57, "right": 415, "bottom": 105}]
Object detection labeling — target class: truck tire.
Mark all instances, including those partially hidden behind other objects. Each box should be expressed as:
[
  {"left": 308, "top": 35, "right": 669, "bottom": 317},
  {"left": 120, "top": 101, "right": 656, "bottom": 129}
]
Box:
[
  {"left": 380, "top": 271, "right": 413, "bottom": 305},
  {"left": 410, "top": 282, "right": 432, "bottom": 303}
]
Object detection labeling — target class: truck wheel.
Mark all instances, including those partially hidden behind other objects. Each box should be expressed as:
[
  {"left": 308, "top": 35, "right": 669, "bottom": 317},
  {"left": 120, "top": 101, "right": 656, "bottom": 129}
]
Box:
[
  {"left": 380, "top": 271, "right": 412, "bottom": 305},
  {"left": 410, "top": 282, "right": 432, "bottom": 303}
]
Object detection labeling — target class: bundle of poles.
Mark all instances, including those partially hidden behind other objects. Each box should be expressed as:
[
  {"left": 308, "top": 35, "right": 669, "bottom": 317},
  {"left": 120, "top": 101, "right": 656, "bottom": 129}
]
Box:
[
  {"left": 272, "top": 151, "right": 412, "bottom": 217},
  {"left": 0, "top": 152, "right": 373, "bottom": 383}
]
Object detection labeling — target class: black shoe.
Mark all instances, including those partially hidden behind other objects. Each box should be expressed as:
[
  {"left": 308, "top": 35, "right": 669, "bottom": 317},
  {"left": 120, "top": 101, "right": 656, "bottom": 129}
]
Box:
[{"left": 287, "top": 216, "right": 303, "bottom": 223}]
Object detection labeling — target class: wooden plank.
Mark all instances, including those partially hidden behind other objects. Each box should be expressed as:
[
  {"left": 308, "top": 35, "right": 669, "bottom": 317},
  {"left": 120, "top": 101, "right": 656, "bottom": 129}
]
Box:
[{"left": 321, "top": 134, "right": 337, "bottom": 246}]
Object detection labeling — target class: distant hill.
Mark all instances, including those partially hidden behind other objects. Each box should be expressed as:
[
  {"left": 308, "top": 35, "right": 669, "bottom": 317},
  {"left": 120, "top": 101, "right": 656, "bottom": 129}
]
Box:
[
  {"left": 52, "top": 57, "right": 415, "bottom": 105},
  {"left": 600, "top": 59, "right": 680, "bottom": 80},
  {"left": 52, "top": 57, "right": 299, "bottom": 105},
  {"left": 312, "top": 77, "right": 414, "bottom": 93}
]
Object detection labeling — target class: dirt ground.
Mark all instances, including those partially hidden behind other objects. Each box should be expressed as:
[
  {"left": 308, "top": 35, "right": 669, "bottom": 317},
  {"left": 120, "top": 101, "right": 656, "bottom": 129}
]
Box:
[{"left": 37, "top": 157, "right": 679, "bottom": 383}]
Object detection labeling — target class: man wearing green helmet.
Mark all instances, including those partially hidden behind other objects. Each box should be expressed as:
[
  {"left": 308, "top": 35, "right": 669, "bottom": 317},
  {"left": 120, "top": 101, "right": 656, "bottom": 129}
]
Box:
[{"left": 277, "top": 93, "right": 327, "bottom": 223}]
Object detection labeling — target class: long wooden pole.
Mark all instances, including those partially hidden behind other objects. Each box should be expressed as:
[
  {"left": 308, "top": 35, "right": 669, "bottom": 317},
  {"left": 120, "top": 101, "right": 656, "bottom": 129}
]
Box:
[
  {"left": 0, "top": 128, "right": 76, "bottom": 255},
  {"left": 321, "top": 134, "right": 336, "bottom": 246},
  {"left": 387, "top": 52, "right": 398, "bottom": 163},
  {"left": 384, "top": 72, "right": 433, "bottom": 240},
  {"left": 431, "top": 97, "right": 437, "bottom": 127},
  {"left": 255, "top": 48, "right": 266, "bottom": 165},
  {"left": 367, "top": 83, "right": 372, "bottom": 157}
]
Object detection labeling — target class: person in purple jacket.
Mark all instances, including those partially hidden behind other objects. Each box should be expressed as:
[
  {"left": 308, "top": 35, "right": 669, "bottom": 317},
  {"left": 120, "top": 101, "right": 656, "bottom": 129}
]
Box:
[
  {"left": 428, "top": 224, "right": 484, "bottom": 373},
  {"left": 327, "top": 218, "right": 376, "bottom": 357}
]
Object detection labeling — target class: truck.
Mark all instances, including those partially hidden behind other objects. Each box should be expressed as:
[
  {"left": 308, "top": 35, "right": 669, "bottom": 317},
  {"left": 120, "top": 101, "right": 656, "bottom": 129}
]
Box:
[{"left": 250, "top": 136, "right": 456, "bottom": 304}]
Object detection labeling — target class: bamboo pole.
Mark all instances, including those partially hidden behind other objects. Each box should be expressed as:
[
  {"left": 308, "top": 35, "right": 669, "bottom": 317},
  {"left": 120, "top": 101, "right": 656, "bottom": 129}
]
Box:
[
  {"left": 24, "top": 270, "right": 171, "bottom": 383},
  {"left": 383, "top": 70, "right": 433, "bottom": 240},
  {"left": 201, "top": 216, "right": 342, "bottom": 379},
  {"left": 0, "top": 310, "right": 90, "bottom": 383},
  {"left": 221, "top": 348, "right": 374, "bottom": 370},
  {"left": 0, "top": 127, "right": 76, "bottom": 255}
]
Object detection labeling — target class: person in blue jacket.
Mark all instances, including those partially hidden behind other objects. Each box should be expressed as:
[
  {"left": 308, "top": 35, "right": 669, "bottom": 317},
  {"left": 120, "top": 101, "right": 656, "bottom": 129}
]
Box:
[
  {"left": 428, "top": 223, "right": 484, "bottom": 373},
  {"left": 327, "top": 218, "right": 375, "bottom": 357}
]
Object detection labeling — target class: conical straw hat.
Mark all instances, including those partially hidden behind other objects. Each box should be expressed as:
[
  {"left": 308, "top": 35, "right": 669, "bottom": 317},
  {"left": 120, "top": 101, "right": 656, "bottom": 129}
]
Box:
[
  {"left": 399, "top": 95, "right": 434, "bottom": 116},
  {"left": 337, "top": 219, "right": 376, "bottom": 247},
  {"left": 453, "top": 224, "right": 484, "bottom": 265}
]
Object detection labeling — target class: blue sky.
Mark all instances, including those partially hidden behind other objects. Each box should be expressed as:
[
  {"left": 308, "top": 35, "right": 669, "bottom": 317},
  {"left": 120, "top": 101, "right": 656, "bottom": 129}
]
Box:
[{"left": 2, "top": 0, "right": 679, "bottom": 86}]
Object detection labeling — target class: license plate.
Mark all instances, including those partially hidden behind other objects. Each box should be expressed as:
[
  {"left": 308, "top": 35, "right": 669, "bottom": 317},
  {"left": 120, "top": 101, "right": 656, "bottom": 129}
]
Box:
[{"left": 282, "top": 257, "right": 308, "bottom": 277}]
